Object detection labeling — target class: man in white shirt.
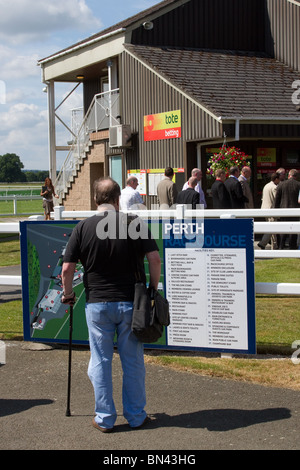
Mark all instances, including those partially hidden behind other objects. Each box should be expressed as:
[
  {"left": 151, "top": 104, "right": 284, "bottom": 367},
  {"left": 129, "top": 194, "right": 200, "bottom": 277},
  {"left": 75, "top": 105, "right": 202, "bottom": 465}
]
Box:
[
  {"left": 182, "top": 168, "right": 207, "bottom": 208},
  {"left": 120, "top": 176, "right": 144, "bottom": 210}
]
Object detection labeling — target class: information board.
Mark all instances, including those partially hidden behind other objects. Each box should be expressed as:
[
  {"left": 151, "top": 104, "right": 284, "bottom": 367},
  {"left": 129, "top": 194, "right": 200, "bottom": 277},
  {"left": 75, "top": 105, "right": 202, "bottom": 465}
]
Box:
[
  {"left": 21, "top": 217, "right": 255, "bottom": 353},
  {"left": 163, "top": 218, "right": 256, "bottom": 353}
]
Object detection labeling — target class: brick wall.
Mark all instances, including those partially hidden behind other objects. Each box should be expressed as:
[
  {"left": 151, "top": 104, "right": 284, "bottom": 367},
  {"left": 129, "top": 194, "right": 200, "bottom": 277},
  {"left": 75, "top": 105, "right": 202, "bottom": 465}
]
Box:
[{"left": 63, "top": 132, "right": 108, "bottom": 211}]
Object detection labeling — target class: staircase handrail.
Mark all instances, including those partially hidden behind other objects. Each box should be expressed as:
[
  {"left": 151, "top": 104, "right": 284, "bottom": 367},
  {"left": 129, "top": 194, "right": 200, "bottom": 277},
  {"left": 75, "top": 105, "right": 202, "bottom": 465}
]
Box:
[{"left": 54, "top": 88, "right": 120, "bottom": 201}]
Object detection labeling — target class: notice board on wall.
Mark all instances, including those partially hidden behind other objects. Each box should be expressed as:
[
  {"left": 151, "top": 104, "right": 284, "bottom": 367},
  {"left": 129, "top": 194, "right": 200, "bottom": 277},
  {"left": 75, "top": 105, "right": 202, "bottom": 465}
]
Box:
[{"left": 21, "top": 218, "right": 255, "bottom": 354}]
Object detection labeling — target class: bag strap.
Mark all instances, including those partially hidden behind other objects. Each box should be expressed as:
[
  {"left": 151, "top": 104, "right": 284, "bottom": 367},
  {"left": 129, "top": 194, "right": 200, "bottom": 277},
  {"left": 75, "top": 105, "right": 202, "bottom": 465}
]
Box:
[{"left": 124, "top": 214, "right": 143, "bottom": 283}]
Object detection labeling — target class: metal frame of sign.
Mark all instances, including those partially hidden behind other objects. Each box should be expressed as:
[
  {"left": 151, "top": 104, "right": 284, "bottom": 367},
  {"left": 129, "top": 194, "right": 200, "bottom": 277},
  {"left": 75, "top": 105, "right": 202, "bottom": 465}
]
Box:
[{"left": 20, "top": 218, "right": 255, "bottom": 354}]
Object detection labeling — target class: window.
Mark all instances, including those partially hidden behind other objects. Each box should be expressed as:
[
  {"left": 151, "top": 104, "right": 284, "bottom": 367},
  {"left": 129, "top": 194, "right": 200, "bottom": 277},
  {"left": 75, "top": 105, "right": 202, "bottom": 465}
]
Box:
[{"left": 109, "top": 155, "right": 123, "bottom": 188}]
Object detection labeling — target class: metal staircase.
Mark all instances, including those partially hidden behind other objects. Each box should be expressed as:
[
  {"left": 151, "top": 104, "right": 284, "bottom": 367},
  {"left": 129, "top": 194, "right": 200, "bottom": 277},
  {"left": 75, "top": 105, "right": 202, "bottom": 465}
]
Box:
[{"left": 54, "top": 89, "right": 120, "bottom": 204}]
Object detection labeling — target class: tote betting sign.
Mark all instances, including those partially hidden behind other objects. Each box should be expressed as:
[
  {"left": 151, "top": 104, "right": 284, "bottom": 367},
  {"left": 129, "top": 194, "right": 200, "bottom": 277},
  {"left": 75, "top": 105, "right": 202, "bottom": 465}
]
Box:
[{"left": 144, "top": 110, "right": 181, "bottom": 141}]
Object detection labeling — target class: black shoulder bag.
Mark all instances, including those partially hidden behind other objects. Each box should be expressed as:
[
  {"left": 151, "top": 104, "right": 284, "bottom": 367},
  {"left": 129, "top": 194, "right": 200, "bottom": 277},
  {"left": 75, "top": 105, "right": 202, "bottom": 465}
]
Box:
[{"left": 127, "top": 216, "right": 170, "bottom": 343}]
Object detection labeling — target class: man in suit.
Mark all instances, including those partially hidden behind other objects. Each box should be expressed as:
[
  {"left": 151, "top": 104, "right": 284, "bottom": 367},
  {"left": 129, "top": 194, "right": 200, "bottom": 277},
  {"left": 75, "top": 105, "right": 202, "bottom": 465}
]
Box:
[
  {"left": 182, "top": 168, "right": 207, "bottom": 208},
  {"left": 274, "top": 168, "right": 300, "bottom": 249},
  {"left": 257, "top": 172, "right": 280, "bottom": 250},
  {"left": 157, "top": 167, "right": 178, "bottom": 208},
  {"left": 224, "top": 166, "right": 248, "bottom": 209},
  {"left": 176, "top": 176, "right": 200, "bottom": 209},
  {"left": 211, "top": 169, "right": 231, "bottom": 209},
  {"left": 238, "top": 166, "right": 254, "bottom": 209}
]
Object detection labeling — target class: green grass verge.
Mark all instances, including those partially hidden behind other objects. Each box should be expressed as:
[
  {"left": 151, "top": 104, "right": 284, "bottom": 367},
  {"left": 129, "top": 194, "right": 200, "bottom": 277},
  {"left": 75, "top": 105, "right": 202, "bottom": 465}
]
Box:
[
  {"left": 0, "top": 199, "right": 43, "bottom": 215},
  {"left": 0, "top": 239, "right": 21, "bottom": 266}
]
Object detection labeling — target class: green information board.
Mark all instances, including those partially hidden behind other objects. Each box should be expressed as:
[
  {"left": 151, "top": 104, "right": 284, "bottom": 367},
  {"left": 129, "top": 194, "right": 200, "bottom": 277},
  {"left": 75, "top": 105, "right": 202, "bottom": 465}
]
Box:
[{"left": 20, "top": 220, "right": 166, "bottom": 347}]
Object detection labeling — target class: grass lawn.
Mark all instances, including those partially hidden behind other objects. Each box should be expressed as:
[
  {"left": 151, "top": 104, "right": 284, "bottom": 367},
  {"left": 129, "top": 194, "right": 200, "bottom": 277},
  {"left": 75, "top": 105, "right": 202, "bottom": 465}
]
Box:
[
  {"left": 0, "top": 199, "right": 43, "bottom": 215},
  {"left": 0, "top": 239, "right": 21, "bottom": 266}
]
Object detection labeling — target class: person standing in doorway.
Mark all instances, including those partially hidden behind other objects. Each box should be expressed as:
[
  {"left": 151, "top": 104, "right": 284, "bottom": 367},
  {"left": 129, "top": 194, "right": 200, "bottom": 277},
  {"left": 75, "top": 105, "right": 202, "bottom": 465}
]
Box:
[
  {"left": 274, "top": 169, "right": 300, "bottom": 249},
  {"left": 238, "top": 166, "right": 254, "bottom": 209},
  {"left": 224, "top": 166, "right": 248, "bottom": 209},
  {"left": 276, "top": 168, "right": 286, "bottom": 182},
  {"left": 211, "top": 169, "right": 231, "bottom": 209},
  {"left": 257, "top": 172, "right": 280, "bottom": 250}
]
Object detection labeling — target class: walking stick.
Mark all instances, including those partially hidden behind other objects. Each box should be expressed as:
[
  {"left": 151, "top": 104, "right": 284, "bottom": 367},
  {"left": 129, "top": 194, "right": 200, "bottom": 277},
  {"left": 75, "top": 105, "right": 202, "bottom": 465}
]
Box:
[{"left": 66, "top": 304, "right": 73, "bottom": 417}]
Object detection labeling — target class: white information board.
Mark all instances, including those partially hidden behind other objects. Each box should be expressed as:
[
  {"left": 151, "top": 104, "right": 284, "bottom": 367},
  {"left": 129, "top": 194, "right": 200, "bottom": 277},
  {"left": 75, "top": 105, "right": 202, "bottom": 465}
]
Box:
[{"left": 165, "top": 247, "right": 248, "bottom": 350}]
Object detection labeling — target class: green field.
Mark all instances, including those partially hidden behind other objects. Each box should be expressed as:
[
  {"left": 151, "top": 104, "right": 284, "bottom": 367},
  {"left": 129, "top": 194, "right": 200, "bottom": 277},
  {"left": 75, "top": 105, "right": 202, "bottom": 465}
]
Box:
[
  {"left": 0, "top": 199, "right": 43, "bottom": 215},
  {"left": 0, "top": 183, "right": 44, "bottom": 215}
]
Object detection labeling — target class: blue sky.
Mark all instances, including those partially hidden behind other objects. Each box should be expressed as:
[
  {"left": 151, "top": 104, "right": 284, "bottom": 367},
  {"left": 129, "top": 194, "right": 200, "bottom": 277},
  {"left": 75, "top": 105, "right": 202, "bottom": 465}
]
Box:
[{"left": 0, "top": 0, "right": 158, "bottom": 170}]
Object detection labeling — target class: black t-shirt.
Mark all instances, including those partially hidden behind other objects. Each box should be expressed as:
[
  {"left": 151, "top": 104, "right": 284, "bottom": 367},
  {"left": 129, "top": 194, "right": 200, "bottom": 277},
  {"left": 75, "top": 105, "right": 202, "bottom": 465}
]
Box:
[{"left": 63, "top": 211, "right": 159, "bottom": 303}]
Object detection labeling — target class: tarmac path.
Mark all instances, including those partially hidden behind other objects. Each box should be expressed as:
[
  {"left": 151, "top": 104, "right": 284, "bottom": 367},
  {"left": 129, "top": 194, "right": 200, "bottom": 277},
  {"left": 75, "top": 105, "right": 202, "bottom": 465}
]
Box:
[
  {"left": 0, "top": 227, "right": 299, "bottom": 453},
  {"left": 0, "top": 341, "right": 299, "bottom": 451}
]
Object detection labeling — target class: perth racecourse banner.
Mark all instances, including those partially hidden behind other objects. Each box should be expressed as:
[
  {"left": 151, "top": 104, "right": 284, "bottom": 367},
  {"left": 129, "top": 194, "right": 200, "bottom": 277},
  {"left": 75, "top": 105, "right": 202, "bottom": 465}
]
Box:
[{"left": 20, "top": 218, "right": 256, "bottom": 354}]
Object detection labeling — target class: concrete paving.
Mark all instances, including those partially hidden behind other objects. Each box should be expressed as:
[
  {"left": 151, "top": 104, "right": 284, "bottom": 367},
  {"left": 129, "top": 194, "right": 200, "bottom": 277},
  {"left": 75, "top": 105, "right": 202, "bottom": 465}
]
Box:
[{"left": 0, "top": 340, "right": 299, "bottom": 451}]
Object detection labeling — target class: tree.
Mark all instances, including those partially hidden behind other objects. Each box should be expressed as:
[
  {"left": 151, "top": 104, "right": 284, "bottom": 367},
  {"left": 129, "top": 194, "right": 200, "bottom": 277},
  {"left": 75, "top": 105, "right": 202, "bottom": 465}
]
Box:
[{"left": 0, "top": 153, "right": 26, "bottom": 182}]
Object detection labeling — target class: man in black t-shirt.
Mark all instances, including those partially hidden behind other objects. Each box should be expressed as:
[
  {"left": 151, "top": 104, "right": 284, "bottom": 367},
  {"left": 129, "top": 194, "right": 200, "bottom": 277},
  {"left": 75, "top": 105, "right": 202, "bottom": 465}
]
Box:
[
  {"left": 176, "top": 176, "right": 200, "bottom": 209},
  {"left": 62, "top": 177, "right": 161, "bottom": 432}
]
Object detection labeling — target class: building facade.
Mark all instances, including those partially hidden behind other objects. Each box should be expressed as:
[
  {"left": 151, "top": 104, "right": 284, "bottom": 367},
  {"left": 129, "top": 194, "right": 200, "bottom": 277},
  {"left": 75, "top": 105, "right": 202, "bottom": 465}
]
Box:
[{"left": 38, "top": 0, "right": 300, "bottom": 210}]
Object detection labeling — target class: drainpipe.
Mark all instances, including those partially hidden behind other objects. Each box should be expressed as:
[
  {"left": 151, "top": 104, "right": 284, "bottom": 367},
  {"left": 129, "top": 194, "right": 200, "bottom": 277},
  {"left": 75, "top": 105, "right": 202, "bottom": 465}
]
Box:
[{"left": 235, "top": 119, "right": 240, "bottom": 142}]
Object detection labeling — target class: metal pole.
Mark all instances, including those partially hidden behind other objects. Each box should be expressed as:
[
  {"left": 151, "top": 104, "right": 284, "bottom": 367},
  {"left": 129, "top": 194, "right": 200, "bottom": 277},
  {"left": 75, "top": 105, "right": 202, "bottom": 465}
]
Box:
[{"left": 66, "top": 305, "right": 73, "bottom": 417}]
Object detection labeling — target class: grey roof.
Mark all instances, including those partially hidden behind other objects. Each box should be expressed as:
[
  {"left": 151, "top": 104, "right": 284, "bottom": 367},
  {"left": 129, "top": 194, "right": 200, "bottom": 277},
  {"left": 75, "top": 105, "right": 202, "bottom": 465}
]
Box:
[{"left": 125, "top": 44, "right": 300, "bottom": 121}]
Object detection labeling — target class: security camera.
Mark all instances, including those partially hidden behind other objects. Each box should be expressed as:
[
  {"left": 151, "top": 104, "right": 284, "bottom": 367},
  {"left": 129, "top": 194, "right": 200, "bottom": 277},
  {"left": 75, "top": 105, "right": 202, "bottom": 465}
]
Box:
[{"left": 143, "top": 21, "right": 153, "bottom": 30}]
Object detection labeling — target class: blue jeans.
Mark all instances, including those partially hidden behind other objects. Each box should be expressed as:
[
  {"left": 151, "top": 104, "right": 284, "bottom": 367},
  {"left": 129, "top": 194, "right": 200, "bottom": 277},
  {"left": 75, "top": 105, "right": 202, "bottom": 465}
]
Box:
[{"left": 85, "top": 301, "right": 146, "bottom": 429}]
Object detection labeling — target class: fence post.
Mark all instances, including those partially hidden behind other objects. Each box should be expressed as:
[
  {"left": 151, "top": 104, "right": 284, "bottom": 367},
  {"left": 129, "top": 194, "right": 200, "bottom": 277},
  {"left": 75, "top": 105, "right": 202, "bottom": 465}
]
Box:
[
  {"left": 176, "top": 204, "right": 185, "bottom": 220},
  {"left": 13, "top": 195, "right": 17, "bottom": 215},
  {"left": 54, "top": 205, "right": 64, "bottom": 220}
]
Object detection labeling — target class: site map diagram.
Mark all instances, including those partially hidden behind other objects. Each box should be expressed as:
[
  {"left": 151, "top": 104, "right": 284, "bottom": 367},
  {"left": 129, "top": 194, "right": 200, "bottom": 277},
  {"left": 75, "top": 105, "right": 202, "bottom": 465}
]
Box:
[{"left": 21, "top": 221, "right": 88, "bottom": 344}]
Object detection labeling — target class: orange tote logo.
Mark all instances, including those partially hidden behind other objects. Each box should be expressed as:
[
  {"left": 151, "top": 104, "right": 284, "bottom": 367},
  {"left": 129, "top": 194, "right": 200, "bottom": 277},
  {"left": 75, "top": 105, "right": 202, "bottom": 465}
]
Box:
[{"left": 144, "top": 110, "right": 181, "bottom": 142}]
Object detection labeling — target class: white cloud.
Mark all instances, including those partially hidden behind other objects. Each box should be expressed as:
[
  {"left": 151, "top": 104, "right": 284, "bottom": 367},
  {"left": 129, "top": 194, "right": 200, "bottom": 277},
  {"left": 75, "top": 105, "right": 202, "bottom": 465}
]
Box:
[
  {"left": 0, "top": 103, "right": 45, "bottom": 132},
  {"left": 0, "top": 0, "right": 102, "bottom": 45},
  {"left": 0, "top": 103, "right": 49, "bottom": 167},
  {"left": 1, "top": 53, "right": 39, "bottom": 81}
]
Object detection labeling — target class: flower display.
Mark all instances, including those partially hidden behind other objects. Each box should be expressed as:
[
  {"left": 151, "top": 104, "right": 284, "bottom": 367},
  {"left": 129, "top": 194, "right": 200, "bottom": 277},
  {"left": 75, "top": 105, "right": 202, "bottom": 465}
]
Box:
[{"left": 207, "top": 145, "right": 251, "bottom": 177}]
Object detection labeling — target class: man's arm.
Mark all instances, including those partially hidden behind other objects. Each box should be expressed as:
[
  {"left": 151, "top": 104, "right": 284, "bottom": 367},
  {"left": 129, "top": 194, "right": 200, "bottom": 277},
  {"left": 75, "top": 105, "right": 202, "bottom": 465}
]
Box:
[
  {"left": 145, "top": 250, "right": 161, "bottom": 290},
  {"left": 61, "top": 262, "right": 76, "bottom": 304}
]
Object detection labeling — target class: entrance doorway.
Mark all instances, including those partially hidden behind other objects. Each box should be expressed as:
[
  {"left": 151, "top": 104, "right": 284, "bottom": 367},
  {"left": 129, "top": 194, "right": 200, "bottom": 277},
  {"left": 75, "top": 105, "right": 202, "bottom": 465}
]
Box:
[{"left": 90, "top": 162, "right": 104, "bottom": 209}]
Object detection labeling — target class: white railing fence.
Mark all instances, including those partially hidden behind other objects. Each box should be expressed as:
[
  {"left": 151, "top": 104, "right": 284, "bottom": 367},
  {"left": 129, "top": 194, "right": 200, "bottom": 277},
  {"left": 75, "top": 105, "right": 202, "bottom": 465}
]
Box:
[
  {"left": 1, "top": 207, "right": 300, "bottom": 296},
  {"left": 0, "top": 195, "right": 43, "bottom": 216}
]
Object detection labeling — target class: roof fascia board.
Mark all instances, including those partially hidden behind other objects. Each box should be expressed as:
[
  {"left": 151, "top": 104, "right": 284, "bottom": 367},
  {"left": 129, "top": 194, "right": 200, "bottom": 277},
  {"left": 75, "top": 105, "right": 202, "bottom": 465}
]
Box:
[
  {"left": 38, "top": 28, "right": 126, "bottom": 66},
  {"left": 41, "top": 35, "right": 126, "bottom": 82},
  {"left": 220, "top": 117, "right": 300, "bottom": 123},
  {"left": 124, "top": 48, "right": 220, "bottom": 122}
]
